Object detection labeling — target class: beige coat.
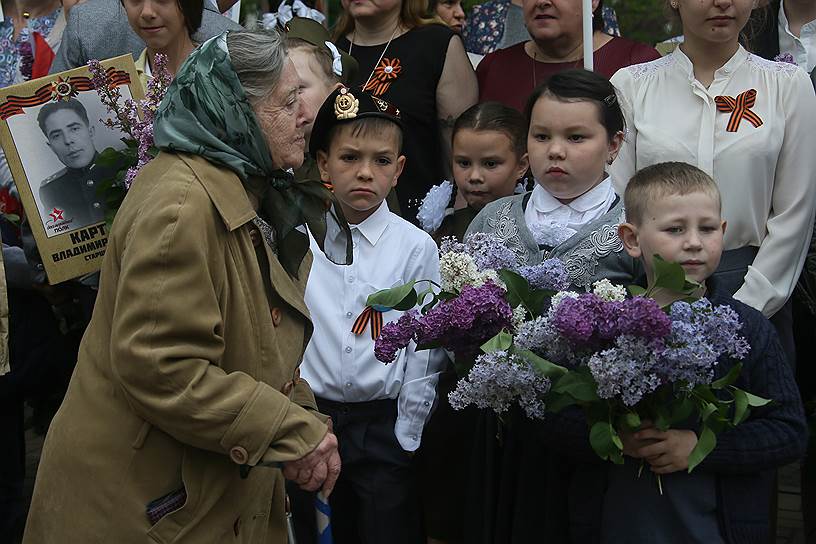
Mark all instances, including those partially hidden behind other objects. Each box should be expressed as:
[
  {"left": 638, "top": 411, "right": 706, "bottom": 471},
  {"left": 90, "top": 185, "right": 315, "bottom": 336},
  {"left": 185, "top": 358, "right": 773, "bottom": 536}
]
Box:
[{"left": 23, "top": 152, "right": 328, "bottom": 543}]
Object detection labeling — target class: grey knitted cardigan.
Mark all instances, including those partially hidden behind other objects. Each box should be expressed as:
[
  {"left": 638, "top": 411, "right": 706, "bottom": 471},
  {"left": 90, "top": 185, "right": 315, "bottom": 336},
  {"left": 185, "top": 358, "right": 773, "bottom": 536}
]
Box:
[{"left": 466, "top": 193, "right": 642, "bottom": 290}]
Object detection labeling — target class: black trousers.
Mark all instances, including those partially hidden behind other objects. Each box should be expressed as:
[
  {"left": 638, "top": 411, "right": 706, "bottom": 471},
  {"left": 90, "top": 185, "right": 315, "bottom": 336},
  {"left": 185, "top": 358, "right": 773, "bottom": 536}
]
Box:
[{"left": 288, "top": 397, "right": 423, "bottom": 544}]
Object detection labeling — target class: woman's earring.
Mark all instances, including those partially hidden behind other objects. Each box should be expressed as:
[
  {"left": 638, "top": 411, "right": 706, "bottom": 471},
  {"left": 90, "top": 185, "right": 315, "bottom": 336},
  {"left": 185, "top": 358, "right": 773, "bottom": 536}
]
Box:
[
  {"left": 670, "top": 1, "right": 678, "bottom": 8},
  {"left": 607, "top": 156, "right": 614, "bottom": 165}
]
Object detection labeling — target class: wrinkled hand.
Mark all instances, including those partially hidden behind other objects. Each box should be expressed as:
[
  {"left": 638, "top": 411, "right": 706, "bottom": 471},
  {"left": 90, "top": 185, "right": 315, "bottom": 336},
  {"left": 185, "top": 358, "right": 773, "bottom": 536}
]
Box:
[
  {"left": 632, "top": 428, "right": 698, "bottom": 475},
  {"left": 282, "top": 431, "right": 341, "bottom": 496}
]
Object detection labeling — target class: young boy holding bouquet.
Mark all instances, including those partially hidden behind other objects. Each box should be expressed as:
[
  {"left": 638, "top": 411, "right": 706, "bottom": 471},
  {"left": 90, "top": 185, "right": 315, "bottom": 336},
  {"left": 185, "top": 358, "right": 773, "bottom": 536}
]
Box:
[
  {"left": 295, "top": 87, "right": 445, "bottom": 544},
  {"left": 606, "top": 161, "right": 807, "bottom": 543}
]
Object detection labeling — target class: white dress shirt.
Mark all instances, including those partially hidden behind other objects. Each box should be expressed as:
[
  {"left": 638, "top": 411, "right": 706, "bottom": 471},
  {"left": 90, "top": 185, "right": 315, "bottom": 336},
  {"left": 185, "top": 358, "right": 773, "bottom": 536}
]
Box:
[
  {"left": 778, "top": 2, "right": 816, "bottom": 73},
  {"left": 524, "top": 176, "right": 617, "bottom": 240},
  {"left": 611, "top": 46, "right": 816, "bottom": 317},
  {"left": 300, "top": 201, "right": 445, "bottom": 451}
]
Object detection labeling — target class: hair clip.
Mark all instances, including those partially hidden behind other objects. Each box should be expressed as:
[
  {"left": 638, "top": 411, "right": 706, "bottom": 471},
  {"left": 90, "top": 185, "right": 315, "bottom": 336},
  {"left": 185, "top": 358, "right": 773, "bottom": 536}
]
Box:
[{"left": 603, "top": 94, "right": 617, "bottom": 107}]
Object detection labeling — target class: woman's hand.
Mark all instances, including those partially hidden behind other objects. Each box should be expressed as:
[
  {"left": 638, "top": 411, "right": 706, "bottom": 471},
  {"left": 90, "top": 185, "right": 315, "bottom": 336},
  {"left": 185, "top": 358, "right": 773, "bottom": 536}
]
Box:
[{"left": 282, "top": 430, "right": 342, "bottom": 496}]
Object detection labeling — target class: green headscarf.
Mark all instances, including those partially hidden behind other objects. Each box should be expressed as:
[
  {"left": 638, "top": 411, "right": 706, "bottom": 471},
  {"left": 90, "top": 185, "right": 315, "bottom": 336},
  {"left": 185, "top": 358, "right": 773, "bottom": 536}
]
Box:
[{"left": 153, "top": 32, "right": 352, "bottom": 277}]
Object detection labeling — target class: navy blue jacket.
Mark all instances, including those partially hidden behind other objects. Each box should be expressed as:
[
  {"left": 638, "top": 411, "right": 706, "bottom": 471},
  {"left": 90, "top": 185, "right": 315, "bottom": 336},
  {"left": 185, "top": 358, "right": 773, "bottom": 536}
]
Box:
[{"left": 541, "top": 281, "right": 808, "bottom": 543}]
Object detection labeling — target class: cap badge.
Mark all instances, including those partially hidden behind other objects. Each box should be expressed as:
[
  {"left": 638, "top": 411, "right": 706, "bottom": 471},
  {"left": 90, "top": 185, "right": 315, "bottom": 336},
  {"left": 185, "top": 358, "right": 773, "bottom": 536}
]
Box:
[{"left": 334, "top": 88, "right": 359, "bottom": 120}]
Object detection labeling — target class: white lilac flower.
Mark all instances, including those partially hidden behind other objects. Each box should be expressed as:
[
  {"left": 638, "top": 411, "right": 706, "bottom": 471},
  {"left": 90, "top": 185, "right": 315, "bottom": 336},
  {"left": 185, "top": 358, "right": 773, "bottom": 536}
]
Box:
[
  {"left": 592, "top": 278, "right": 627, "bottom": 302},
  {"left": 439, "top": 251, "right": 480, "bottom": 293},
  {"left": 473, "top": 268, "right": 506, "bottom": 290},
  {"left": 511, "top": 305, "right": 528, "bottom": 332},
  {"left": 416, "top": 180, "right": 454, "bottom": 233}
]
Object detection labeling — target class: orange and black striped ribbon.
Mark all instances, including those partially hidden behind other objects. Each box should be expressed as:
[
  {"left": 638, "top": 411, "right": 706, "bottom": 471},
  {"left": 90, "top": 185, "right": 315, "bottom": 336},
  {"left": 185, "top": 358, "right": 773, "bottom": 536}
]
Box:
[
  {"left": 0, "top": 69, "right": 132, "bottom": 120},
  {"left": 351, "top": 306, "right": 383, "bottom": 340},
  {"left": 363, "top": 58, "right": 402, "bottom": 97},
  {"left": 714, "top": 89, "right": 763, "bottom": 133}
]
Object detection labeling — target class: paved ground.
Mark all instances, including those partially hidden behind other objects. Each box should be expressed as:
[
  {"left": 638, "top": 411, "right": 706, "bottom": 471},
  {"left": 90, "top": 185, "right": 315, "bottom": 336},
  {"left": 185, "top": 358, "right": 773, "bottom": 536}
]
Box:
[{"left": 12, "top": 421, "right": 812, "bottom": 543}]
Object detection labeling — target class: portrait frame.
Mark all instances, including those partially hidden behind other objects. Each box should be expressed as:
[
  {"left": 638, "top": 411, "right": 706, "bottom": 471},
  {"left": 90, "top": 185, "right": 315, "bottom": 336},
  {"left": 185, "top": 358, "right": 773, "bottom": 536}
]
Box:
[{"left": 0, "top": 54, "right": 143, "bottom": 284}]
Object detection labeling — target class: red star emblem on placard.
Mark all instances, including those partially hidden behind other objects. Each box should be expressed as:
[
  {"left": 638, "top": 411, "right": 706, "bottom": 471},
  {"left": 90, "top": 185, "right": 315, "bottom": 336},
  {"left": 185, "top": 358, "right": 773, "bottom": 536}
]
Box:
[{"left": 49, "top": 207, "right": 64, "bottom": 222}]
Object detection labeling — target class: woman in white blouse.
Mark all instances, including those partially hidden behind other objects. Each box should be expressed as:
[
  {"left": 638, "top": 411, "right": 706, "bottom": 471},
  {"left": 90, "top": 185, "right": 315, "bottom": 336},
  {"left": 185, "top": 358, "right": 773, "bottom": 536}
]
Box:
[{"left": 610, "top": 0, "right": 816, "bottom": 364}]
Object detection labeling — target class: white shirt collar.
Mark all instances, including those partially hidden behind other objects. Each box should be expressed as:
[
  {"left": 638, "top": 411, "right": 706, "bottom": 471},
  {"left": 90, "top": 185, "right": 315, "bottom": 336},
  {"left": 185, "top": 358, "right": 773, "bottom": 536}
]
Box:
[
  {"left": 350, "top": 200, "right": 391, "bottom": 246},
  {"left": 530, "top": 176, "right": 614, "bottom": 214},
  {"left": 671, "top": 44, "right": 749, "bottom": 82}
]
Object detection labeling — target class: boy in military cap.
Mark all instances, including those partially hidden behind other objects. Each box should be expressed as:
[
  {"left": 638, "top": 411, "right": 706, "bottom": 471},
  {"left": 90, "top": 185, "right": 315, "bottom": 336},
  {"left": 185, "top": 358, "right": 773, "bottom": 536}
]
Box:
[{"left": 296, "top": 87, "right": 445, "bottom": 544}]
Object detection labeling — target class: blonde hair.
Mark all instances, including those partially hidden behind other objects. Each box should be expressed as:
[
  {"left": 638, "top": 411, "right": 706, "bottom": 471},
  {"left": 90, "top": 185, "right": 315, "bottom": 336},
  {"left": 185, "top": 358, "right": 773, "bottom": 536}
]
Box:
[
  {"left": 332, "top": 0, "right": 443, "bottom": 41},
  {"left": 624, "top": 162, "right": 721, "bottom": 225}
]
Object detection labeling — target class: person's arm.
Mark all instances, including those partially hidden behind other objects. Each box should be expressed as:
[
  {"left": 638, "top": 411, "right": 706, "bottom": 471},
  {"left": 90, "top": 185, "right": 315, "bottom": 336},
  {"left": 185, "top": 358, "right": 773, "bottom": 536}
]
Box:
[
  {"left": 48, "top": 4, "right": 85, "bottom": 73},
  {"left": 697, "top": 310, "right": 807, "bottom": 474},
  {"left": 395, "top": 236, "right": 447, "bottom": 451},
  {"left": 437, "top": 34, "right": 478, "bottom": 179},
  {"left": 108, "top": 169, "right": 327, "bottom": 467},
  {"left": 608, "top": 68, "right": 637, "bottom": 194},
  {"left": 734, "top": 69, "right": 816, "bottom": 316}
]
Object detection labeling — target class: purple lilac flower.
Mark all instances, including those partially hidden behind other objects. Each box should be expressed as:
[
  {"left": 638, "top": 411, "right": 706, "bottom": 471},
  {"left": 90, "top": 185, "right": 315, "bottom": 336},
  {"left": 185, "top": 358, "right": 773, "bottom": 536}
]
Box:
[
  {"left": 660, "top": 320, "right": 719, "bottom": 387},
  {"left": 587, "top": 335, "right": 663, "bottom": 406},
  {"left": 449, "top": 350, "right": 551, "bottom": 419},
  {"left": 416, "top": 281, "right": 513, "bottom": 360},
  {"left": 550, "top": 292, "right": 606, "bottom": 345},
  {"left": 463, "top": 232, "right": 519, "bottom": 271},
  {"left": 616, "top": 296, "right": 672, "bottom": 341},
  {"left": 374, "top": 310, "right": 420, "bottom": 364},
  {"left": 440, "top": 237, "right": 466, "bottom": 255},
  {"left": 517, "top": 258, "right": 570, "bottom": 291},
  {"left": 774, "top": 52, "right": 797, "bottom": 65}
]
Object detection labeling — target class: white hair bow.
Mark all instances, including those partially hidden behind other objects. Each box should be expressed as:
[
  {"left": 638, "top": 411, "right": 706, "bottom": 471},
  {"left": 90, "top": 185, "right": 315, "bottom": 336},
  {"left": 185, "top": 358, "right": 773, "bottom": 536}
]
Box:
[
  {"left": 262, "top": 0, "right": 326, "bottom": 29},
  {"left": 324, "top": 41, "right": 343, "bottom": 77}
]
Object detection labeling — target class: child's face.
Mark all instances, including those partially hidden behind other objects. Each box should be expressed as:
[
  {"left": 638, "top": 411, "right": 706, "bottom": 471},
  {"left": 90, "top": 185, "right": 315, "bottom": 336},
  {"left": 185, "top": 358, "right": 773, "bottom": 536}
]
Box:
[
  {"left": 452, "top": 129, "right": 529, "bottom": 210},
  {"left": 316, "top": 125, "right": 405, "bottom": 224},
  {"left": 619, "top": 190, "right": 726, "bottom": 283},
  {"left": 290, "top": 48, "right": 337, "bottom": 144},
  {"left": 527, "top": 95, "right": 622, "bottom": 203}
]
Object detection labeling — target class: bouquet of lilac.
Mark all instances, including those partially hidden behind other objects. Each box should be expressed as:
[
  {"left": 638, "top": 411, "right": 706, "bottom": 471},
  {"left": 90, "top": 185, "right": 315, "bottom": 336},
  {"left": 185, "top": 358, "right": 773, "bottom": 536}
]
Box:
[
  {"left": 370, "top": 233, "right": 569, "bottom": 417},
  {"left": 87, "top": 54, "right": 172, "bottom": 226},
  {"left": 471, "top": 257, "right": 770, "bottom": 475}
]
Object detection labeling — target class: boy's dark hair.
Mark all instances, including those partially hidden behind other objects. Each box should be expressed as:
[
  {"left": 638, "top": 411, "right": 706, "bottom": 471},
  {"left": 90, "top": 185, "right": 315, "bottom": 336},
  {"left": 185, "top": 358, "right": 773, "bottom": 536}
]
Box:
[
  {"left": 624, "top": 162, "right": 721, "bottom": 225},
  {"left": 326, "top": 117, "right": 404, "bottom": 153},
  {"left": 453, "top": 101, "right": 527, "bottom": 158},
  {"left": 37, "top": 99, "right": 90, "bottom": 135},
  {"left": 120, "top": 0, "right": 202, "bottom": 36},
  {"left": 524, "top": 68, "right": 625, "bottom": 140}
]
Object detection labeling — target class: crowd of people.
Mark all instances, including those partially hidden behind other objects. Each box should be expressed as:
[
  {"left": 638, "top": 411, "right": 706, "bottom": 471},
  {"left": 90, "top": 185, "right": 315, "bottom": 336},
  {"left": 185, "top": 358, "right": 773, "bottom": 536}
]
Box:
[{"left": 0, "top": 0, "right": 815, "bottom": 542}]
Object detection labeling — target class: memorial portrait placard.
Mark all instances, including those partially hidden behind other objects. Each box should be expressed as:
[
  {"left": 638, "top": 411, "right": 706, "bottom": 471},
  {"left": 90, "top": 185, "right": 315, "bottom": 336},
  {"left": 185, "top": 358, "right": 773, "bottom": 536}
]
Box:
[{"left": 0, "top": 55, "right": 142, "bottom": 284}]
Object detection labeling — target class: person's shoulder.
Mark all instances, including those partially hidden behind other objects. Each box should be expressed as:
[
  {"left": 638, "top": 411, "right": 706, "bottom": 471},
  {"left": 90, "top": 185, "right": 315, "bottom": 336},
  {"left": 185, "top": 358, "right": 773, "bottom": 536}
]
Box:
[
  {"left": 485, "top": 41, "right": 526, "bottom": 61},
  {"left": 610, "top": 47, "right": 675, "bottom": 85},
  {"left": 411, "top": 22, "right": 455, "bottom": 46},
  {"left": 197, "top": 5, "right": 242, "bottom": 39},
  {"left": 385, "top": 211, "right": 437, "bottom": 246},
  {"left": 708, "top": 288, "right": 776, "bottom": 346},
  {"left": 606, "top": 36, "right": 661, "bottom": 60},
  {"left": 744, "top": 51, "right": 802, "bottom": 79},
  {"left": 470, "top": 0, "right": 505, "bottom": 15},
  {"left": 68, "top": 0, "right": 121, "bottom": 20},
  {"left": 475, "top": 193, "right": 525, "bottom": 221},
  {"left": 40, "top": 167, "right": 70, "bottom": 189}
]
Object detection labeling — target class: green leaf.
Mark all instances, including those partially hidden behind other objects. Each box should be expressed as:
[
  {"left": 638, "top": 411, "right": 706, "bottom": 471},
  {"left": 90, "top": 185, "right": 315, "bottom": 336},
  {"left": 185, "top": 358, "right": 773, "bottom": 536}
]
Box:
[
  {"left": 392, "top": 289, "right": 418, "bottom": 311},
  {"left": 481, "top": 330, "right": 513, "bottom": 354},
  {"left": 711, "top": 363, "right": 742, "bottom": 389},
  {"left": 498, "top": 269, "right": 531, "bottom": 308},
  {"left": 516, "top": 349, "right": 568, "bottom": 379},
  {"left": 551, "top": 371, "right": 600, "bottom": 403},
  {"left": 628, "top": 285, "right": 647, "bottom": 297},
  {"left": 589, "top": 421, "right": 622, "bottom": 461},
  {"left": 94, "top": 147, "right": 126, "bottom": 168},
  {"left": 622, "top": 412, "right": 642, "bottom": 431},
  {"left": 669, "top": 397, "right": 695, "bottom": 425},
  {"left": 687, "top": 425, "right": 717, "bottom": 472},
  {"left": 732, "top": 388, "right": 749, "bottom": 426},
  {"left": 545, "top": 392, "right": 578, "bottom": 413},
  {"left": 366, "top": 281, "right": 417, "bottom": 310},
  {"left": 700, "top": 401, "right": 718, "bottom": 422},
  {"left": 744, "top": 391, "right": 772, "bottom": 408},
  {"left": 654, "top": 406, "right": 670, "bottom": 431},
  {"left": 650, "top": 255, "right": 686, "bottom": 292}
]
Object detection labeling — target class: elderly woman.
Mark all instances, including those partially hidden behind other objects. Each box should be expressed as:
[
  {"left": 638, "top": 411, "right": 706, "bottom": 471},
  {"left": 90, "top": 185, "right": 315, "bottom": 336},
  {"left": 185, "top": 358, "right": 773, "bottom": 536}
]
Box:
[
  {"left": 476, "top": 0, "right": 659, "bottom": 112},
  {"left": 23, "top": 30, "right": 345, "bottom": 543}
]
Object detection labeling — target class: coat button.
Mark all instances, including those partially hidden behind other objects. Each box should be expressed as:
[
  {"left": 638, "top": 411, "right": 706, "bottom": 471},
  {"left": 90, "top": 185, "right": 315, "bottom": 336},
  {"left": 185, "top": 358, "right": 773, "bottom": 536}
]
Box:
[
  {"left": 229, "top": 446, "right": 249, "bottom": 464},
  {"left": 270, "top": 307, "right": 282, "bottom": 326},
  {"left": 249, "top": 228, "right": 262, "bottom": 247}
]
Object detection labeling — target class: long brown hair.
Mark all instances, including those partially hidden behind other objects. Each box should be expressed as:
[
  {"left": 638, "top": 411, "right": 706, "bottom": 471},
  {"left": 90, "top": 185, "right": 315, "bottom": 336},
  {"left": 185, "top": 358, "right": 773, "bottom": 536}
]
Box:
[{"left": 332, "top": 0, "right": 442, "bottom": 41}]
